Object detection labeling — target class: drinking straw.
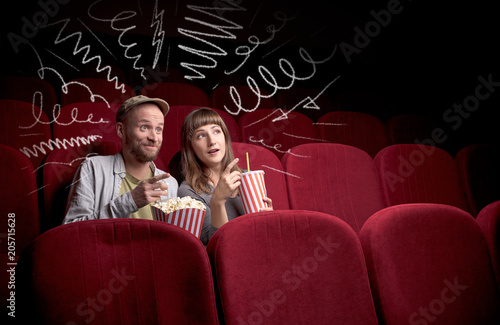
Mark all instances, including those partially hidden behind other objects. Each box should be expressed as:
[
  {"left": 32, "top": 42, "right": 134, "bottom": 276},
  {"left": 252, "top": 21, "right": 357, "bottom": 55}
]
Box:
[{"left": 246, "top": 152, "right": 250, "bottom": 172}]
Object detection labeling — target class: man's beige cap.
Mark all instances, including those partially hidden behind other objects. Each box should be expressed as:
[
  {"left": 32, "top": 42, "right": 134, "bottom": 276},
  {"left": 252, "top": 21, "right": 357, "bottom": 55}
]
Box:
[{"left": 116, "top": 95, "right": 170, "bottom": 122}]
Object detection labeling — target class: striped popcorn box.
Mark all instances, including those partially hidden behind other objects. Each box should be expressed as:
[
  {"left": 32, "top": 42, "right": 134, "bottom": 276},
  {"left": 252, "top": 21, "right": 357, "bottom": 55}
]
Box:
[
  {"left": 239, "top": 170, "right": 268, "bottom": 215},
  {"left": 151, "top": 207, "right": 206, "bottom": 239}
]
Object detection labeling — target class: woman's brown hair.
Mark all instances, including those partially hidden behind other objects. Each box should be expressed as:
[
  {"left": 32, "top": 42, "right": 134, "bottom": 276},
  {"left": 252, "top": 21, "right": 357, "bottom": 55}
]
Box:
[{"left": 180, "top": 108, "right": 241, "bottom": 194}]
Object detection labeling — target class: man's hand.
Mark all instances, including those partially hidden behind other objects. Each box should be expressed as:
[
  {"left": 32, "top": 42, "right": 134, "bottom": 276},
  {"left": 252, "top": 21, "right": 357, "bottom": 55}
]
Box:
[{"left": 131, "top": 173, "right": 170, "bottom": 209}]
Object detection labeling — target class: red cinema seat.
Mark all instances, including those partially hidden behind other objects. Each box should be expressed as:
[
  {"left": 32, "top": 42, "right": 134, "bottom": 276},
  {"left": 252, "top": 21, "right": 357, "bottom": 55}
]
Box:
[
  {"left": 238, "top": 109, "right": 319, "bottom": 160},
  {"left": 0, "top": 145, "right": 40, "bottom": 256},
  {"left": 0, "top": 145, "right": 40, "bottom": 320},
  {"left": 476, "top": 200, "right": 500, "bottom": 292},
  {"left": 375, "top": 144, "right": 469, "bottom": 212},
  {"left": 0, "top": 145, "right": 40, "bottom": 322},
  {"left": 0, "top": 99, "right": 52, "bottom": 170},
  {"left": 359, "top": 204, "right": 500, "bottom": 324},
  {"left": 140, "top": 82, "right": 210, "bottom": 107},
  {"left": 156, "top": 105, "right": 239, "bottom": 171},
  {"left": 60, "top": 78, "right": 136, "bottom": 107},
  {"left": 41, "top": 142, "right": 121, "bottom": 229},
  {"left": 455, "top": 144, "right": 500, "bottom": 216},
  {"left": 52, "top": 102, "right": 122, "bottom": 147},
  {"left": 277, "top": 87, "right": 334, "bottom": 122},
  {"left": 207, "top": 211, "right": 378, "bottom": 325},
  {"left": 210, "top": 85, "right": 276, "bottom": 121},
  {"left": 16, "top": 219, "right": 219, "bottom": 325},
  {"left": 386, "top": 114, "right": 439, "bottom": 145},
  {"left": 232, "top": 142, "right": 289, "bottom": 210},
  {"left": 282, "top": 143, "right": 385, "bottom": 233},
  {"left": 0, "top": 75, "right": 57, "bottom": 118},
  {"left": 317, "top": 111, "right": 390, "bottom": 158}
]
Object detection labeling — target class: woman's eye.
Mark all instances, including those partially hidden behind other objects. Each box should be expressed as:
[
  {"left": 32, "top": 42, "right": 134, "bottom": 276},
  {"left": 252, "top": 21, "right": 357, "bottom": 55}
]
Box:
[{"left": 197, "top": 133, "right": 205, "bottom": 139}]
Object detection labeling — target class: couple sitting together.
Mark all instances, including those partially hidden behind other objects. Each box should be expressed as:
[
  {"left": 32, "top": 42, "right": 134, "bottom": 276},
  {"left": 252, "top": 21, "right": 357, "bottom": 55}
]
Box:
[{"left": 63, "top": 95, "right": 273, "bottom": 244}]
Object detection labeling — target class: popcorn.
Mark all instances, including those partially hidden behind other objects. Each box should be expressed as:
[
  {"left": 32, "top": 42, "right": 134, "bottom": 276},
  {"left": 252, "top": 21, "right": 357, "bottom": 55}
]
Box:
[
  {"left": 151, "top": 197, "right": 206, "bottom": 239},
  {"left": 152, "top": 196, "right": 206, "bottom": 213}
]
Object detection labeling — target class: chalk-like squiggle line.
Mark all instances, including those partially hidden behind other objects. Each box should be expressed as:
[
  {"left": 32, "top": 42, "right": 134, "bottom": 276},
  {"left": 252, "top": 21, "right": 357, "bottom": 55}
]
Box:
[
  {"left": 272, "top": 75, "right": 341, "bottom": 122},
  {"left": 28, "top": 185, "right": 48, "bottom": 196},
  {"left": 66, "top": 171, "right": 92, "bottom": 189},
  {"left": 19, "top": 135, "right": 103, "bottom": 158},
  {"left": 20, "top": 133, "right": 46, "bottom": 137},
  {"left": 177, "top": 2, "right": 246, "bottom": 80},
  {"left": 224, "top": 46, "right": 337, "bottom": 116},
  {"left": 151, "top": 0, "right": 165, "bottom": 69},
  {"left": 261, "top": 164, "right": 302, "bottom": 179},
  {"left": 248, "top": 136, "right": 310, "bottom": 158},
  {"left": 34, "top": 153, "right": 98, "bottom": 173},
  {"left": 225, "top": 11, "right": 295, "bottom": 75},
  {"left": 313, "top": 123, "right": 348, "bottom": 126},
  {"left": 262, "top": 34, "right": 297, "bottom": 59},
  {"left": 44, "top": 18, "right": 126, "bottom": 92},
  {"left": 242, "top": 109, "right": 285, "bottom": 128},
  {"left": 88, "top": 0, "right": 146, "bottom": 79},
  {"left": 28, "top": 44, "right": 111, "bottom": 111},
  {"left": 46, "top": 48, "right": 80, "bottom": 71},
  {"left": 19, "top": 92, "right": 110, "bottom": 129},
  {"left": 78, "top": 19, "right": 117, "bottom": 60},
  {"left": 283, "top": 132, "right": 330, "bottom": 143}
]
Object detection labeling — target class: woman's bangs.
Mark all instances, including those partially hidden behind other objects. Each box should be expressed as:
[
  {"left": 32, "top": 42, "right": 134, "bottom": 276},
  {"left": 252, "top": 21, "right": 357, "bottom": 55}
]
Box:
[{"left": 189, "top": 109, "right": 226, "bottom": 138}]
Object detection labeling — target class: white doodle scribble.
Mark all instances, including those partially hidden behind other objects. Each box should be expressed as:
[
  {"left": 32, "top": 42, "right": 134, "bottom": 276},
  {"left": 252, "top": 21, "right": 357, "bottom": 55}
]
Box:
[
  {"left": 34, "top": 153, "right": 98, "bottom": 173},
  {"left": 28, "top": 185, "right": 48, "bottom": 196},
  {"left": 224, "top": 46, "right": 338, "bottom": 117},
  {"left": 283, "top": 132, "right": 330, "bottom": 143},
  {"left": 27, "top": 43, "right": 111, "bottom": 115},
  {"left": 43, "top": 17, "right": 127, "bottom": 91},
  {"left": 88, "top": 0, "right": 147, "bottom": 79},
  {"left": 262, "top": 34, "right": 297, "bottom": 59},
  {"left": 46, "top": 48, "right": 80, "bottom": 72},
  {"left": 19, "top": 92, "right": 110, "bottom": 129},
  {"left": 242, "top": 109, "right": 285, "bottom": 128},
  {"left": 313, "top": 123, "right": 348, "bottom": 126},
  {"left": 261, "top": 164, "right": 303, "bottom": 179},
  {"left": 273, "top": 76, "right": 341, "bottom": 122},
  {"left": 19, "top": 133, "right": 47, "bottom": 137},
  {"left": 248, "top": 136, "right": 310, "bottom": 158},
  {"left": 225, "top": 11, "right": 295, "bottom": 75},
  {"left": 178, "top": 1, "right": 246, "bottom": 80},
  {"left": 151, "top": 0, "right": 165, "bottom": 69},
  {"left": 66, "top": 171, "right": 92, "bottom": 189},
  {"left": 78, "top": 19, "right": 117, "bottom": 60},
  {"left": 19, "top": 135, "right": 103, "bottom": 158}
]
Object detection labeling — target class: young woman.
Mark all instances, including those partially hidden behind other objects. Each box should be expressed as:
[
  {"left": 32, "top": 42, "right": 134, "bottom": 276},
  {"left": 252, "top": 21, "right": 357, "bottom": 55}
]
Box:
[{"left": 178, "top": 108, "right": 273, "bottom": 245}]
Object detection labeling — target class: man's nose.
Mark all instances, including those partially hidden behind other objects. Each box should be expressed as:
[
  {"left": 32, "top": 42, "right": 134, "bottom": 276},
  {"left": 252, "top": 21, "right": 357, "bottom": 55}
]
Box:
[{"left": 148, "top": 130, "right": 159, "bottom": 142}]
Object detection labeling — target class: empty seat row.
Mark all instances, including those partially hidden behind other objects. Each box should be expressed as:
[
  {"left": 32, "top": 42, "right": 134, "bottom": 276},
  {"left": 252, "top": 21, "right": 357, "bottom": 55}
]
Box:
[{"left": 8, "top": 205, "right": 500, "bottom": 324}]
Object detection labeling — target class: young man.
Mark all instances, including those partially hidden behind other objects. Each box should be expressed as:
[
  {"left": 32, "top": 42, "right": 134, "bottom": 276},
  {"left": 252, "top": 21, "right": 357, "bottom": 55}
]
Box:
[{"left": 63, "top": 95, "right": 178, "bottom": 223}]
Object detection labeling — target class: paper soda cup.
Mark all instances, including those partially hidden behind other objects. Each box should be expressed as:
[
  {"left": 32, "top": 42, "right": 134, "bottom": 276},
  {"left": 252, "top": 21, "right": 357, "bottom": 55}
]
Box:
[
  {"left": 151, "top": 206, "right": 206, "bottom": 238},
  {"left": 239, "top": 170, "right": 268, "bottom": 214}
]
